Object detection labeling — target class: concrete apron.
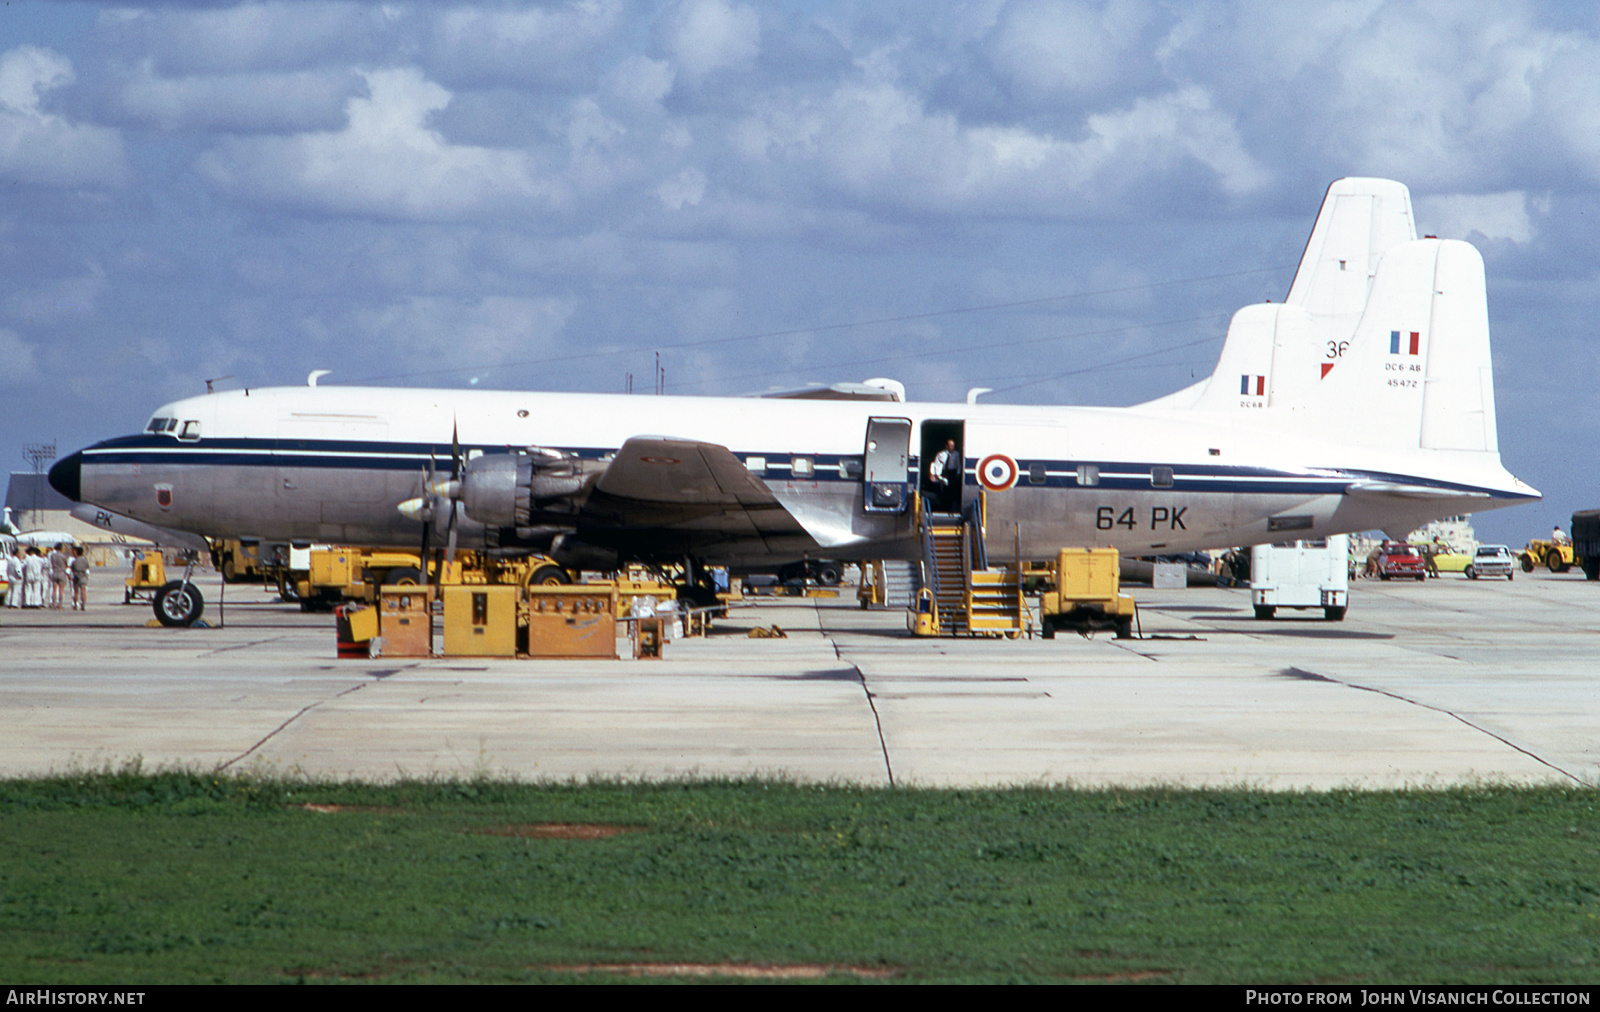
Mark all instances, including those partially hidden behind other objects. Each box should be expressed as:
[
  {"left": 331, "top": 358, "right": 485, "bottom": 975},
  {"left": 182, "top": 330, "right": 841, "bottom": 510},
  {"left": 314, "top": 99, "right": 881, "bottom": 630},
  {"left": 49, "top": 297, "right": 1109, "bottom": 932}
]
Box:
[{"left": 0, "top": 573, "right": 1592, "bottom": 789}]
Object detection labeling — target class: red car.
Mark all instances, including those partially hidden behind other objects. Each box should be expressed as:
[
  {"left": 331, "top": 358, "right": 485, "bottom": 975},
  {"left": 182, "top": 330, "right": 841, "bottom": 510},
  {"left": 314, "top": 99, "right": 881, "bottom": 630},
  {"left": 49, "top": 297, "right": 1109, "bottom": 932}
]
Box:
[{"left": 1375, "top": 542, "right": 1427, "bottom": 581}]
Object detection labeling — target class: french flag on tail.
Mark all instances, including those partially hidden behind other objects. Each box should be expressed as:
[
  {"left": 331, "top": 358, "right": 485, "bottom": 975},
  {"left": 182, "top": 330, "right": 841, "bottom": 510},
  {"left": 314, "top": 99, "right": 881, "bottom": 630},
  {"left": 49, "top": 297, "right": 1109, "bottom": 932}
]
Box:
[
  {"left": 1240, "top": 374, "right": 1265, "bottom": 396},
  {"left": 1390, "top": 330, "right": 1421, "bottom": 355}
]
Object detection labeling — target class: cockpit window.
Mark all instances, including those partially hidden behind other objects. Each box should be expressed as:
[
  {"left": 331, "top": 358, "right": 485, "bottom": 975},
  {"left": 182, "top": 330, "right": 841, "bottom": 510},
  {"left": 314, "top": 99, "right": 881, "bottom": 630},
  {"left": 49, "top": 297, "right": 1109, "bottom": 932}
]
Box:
[
  {"left": 178, "top": 420, "right": 201, "bottom": 441},
  {"left": 146, "top": 417, "right": 178, "bottom": 433}
]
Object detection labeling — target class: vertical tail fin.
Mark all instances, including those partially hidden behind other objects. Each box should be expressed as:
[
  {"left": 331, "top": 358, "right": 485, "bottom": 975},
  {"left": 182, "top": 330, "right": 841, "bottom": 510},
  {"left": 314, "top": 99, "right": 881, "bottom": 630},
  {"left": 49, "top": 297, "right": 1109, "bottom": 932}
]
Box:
[
  {"left": 1164, "top": 234, "right": 1501, "bottom": 456},
  {"left": 1145, "top": 179, "right": 1502, "bottom": 459},
  {"left": 1283, "top": 177, "right": 1417, "bottom": 324},
  {"left": 1140, "top": 178, "right": 1417, "bottom": 414},
  {"left": 1306, "top": 237, "right": 1497, "bottom": 453}
]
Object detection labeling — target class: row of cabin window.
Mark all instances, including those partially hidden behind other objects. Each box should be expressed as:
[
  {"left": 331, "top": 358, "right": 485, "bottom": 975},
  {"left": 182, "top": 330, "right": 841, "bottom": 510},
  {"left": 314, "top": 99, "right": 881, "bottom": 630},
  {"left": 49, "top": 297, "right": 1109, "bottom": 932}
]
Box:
[{"left": 739, "top": 457, "right": 1175, "bottom": 488}]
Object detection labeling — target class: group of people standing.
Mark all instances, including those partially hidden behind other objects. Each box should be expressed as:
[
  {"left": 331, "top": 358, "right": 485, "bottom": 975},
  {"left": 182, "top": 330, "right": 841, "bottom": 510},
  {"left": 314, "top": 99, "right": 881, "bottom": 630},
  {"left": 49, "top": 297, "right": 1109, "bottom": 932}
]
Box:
[{"left": 5, "top": 543, "right": 88, "bottom": 610}]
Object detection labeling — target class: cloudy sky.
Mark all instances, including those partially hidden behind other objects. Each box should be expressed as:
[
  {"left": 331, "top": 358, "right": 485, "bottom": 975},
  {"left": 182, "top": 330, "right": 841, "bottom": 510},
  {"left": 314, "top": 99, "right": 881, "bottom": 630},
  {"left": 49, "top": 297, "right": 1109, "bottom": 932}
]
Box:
[{"left": 3, "top": 0, "right": 1597, "bottom": 544}]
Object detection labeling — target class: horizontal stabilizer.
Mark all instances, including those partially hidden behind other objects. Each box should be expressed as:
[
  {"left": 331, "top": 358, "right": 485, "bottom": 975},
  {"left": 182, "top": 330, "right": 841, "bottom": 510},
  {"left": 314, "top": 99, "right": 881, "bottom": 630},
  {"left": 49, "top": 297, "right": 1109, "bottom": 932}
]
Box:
[{"left": 1344, "top": 481, "right": 1490, "bottom": 501}]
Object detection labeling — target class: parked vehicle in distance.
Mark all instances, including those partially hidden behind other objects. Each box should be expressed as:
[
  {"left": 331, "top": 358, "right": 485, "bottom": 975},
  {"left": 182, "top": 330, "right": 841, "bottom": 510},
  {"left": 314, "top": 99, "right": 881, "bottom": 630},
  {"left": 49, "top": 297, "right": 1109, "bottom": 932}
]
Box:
[
  {"left": 1519, "top": 538, "right": 1579, "bottom": 574},
  {"left": 1250, "top": 535, "right": 1349, "bottom": 620},
  {"left": 1465, "top": 544, "right": 1515, "bottom": 580},
  {"left": 1571, "top": 510, "right": 1600, "bottom": 581},
  {"left": 1430, "top": 549, "right": 1474, "bottom": 575},
  {"left": 1374, "top": 542, "right": 1426, "bottom": 581}
]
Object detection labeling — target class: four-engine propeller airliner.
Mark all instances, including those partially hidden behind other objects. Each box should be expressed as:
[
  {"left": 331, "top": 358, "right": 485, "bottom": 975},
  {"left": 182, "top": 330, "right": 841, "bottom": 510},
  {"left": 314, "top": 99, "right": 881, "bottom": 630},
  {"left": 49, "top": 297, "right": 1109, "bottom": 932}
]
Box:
[{"left": 49, "top": 178, "right": 1539, "bottom": 625}]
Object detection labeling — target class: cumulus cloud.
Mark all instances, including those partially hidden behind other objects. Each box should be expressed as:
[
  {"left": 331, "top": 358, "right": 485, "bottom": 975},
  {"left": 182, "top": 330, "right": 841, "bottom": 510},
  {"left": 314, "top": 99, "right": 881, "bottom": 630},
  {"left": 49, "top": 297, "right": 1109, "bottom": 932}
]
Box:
[
  {"left": 194, "top": 67, "right": 560, "bottom": 219},
  {"left": 1530, "top": 40, "right": 1600, "bottom": 187},
  {"left": 661, "top": 0, "right": 761, "bottom": 78},
  {"left": 1157, "top": 1, "right": 1600, "bottom": 194},
  {"left": 983, "top": 0, "right": 1154, "bottom": 100},
  {"left": 339, "top": 294, "right": 578, "bottom": 367},
  {"left": 0, "top": 328, "right": 40, "bottom": 385},
  {"left": 656, "top": 166, "right": 707, "bottom": 210},
  {"left": 116, "top": 60, "right": 359, "bottom": 133},
  {"left": 101, "top": 2, "right": 396, "bottom": 75},
  {"left": 7, "top": 261, "right": 108, "bottom": 322},
  {"left": 0, "top": 46, "right": 126, "bottom": 187},
  {"left": 1416, "top": 191, "right": 1541, "bottom": 245},
  {"left": 735, "top": 80, "right": 1267, "bottom": 212},
  {"left": 430, "top": 0, "right": 624, "bottom": 85},
  {"left": 604, "top": 54, "right": 675, "bottom": 108}
]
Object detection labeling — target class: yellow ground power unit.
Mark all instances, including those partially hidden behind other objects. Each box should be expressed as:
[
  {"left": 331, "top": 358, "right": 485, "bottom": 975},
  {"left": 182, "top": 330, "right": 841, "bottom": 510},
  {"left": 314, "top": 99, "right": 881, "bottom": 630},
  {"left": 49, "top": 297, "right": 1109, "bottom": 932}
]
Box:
[
  {"left": 377, "top": 585, "right": 434, "bottom": 657},
  {"left": 524, "top": 585, "right": 619, "bottom": 658},
  {"left": 441, "top": 585, "right": 519, "bottom": 657},
  {"left": 1039, "top": 548, "right": 1136, "bottom": 639},
  {"left": 123, "top": 552, "right": 167, "bottom": 604}
]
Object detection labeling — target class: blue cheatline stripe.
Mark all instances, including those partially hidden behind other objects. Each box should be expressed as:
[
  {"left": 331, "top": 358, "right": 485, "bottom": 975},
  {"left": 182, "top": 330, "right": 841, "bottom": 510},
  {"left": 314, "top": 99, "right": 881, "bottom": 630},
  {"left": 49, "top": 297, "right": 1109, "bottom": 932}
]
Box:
[{"left": 80, "top": 435, "right": 1525, "bottom": 500}]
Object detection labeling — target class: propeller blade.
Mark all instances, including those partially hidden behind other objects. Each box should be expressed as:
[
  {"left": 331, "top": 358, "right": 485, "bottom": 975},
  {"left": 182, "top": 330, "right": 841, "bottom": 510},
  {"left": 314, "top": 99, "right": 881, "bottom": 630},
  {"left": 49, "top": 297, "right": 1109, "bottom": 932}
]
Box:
[
  {"left": 418, "top": 464, "right": 432, "bottom": 587},
  {"left": 444, "top": 500, "right": 460, "bottom": 569},
  {"left": 450, "top": 418, "right": 462, "bottom": 480}
]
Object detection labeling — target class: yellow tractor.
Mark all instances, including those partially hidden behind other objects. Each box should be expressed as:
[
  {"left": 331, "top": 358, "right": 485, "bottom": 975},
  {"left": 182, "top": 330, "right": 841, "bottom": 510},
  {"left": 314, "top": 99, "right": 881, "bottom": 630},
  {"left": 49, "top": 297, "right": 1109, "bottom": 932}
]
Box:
[{"left": 1519, "top": 539, "right": 1580, "bottom": 574}]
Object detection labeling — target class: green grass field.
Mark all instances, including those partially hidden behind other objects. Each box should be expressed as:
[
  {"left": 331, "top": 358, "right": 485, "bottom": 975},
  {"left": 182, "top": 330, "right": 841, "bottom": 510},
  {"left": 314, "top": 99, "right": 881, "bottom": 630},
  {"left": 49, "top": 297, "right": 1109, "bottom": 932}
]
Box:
[{"left": 2, "top": 770, "right": 1596, "bottom": 983}]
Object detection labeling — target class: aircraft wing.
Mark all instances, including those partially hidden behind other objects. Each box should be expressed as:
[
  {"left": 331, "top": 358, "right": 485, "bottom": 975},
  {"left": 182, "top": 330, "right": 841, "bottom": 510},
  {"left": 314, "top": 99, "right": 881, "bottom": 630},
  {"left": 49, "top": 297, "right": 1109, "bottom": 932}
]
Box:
[
  {"left": 69, "top": 504, "right": 212, "bottom": 552},
  {"left": 578, "top": 437, "right": 813, "bottom": 550},
  {"left": 756, "top": 380, "right": 905, "bottom": 402}
]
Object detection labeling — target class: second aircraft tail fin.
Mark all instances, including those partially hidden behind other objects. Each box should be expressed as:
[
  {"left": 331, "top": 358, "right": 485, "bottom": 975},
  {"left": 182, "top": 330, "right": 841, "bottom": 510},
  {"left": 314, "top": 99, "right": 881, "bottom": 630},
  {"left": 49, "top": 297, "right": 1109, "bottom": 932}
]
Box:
[
  {"left": 1142, "top": 177, "right": 1419, "bottom": 415},
  {"left": 1144, "top": 179, "right": 1499, "bottom": 459}
]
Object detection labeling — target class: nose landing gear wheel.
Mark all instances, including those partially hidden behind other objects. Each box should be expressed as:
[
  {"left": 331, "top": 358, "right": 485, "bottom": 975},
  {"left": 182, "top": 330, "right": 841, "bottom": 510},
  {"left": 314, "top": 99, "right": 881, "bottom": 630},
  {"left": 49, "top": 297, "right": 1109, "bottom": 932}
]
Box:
[{"left": 154, "top": 581, "right": 205, "bottom": 627}]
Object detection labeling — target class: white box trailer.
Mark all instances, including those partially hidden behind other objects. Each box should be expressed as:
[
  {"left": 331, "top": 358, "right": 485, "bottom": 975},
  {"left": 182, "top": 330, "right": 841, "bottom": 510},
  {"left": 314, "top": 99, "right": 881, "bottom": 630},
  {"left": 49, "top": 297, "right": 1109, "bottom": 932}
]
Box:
[{"left": 1249, "top": 535, "right": 1349, "bottom": 621}]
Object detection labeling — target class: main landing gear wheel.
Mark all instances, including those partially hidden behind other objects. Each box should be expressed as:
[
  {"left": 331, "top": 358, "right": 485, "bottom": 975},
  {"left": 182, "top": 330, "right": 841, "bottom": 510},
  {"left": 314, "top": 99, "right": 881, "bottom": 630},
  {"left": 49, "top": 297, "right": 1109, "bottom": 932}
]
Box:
[{"left": 154, "top": 581, "right": 205, "bottom": 627}]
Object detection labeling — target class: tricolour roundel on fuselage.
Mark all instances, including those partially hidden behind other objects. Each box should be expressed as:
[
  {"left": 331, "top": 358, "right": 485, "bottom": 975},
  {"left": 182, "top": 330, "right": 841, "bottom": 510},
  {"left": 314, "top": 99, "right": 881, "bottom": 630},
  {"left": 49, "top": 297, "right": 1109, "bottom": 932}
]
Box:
[{"left": 977, "top": 454, "right": 1019, "bottom": 491}]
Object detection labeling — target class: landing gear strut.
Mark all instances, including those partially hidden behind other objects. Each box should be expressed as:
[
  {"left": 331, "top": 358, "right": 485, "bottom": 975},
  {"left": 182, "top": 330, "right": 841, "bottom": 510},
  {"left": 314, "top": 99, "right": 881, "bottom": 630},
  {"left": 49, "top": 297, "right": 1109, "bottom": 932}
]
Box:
[{"left": 152, "top": 552, "right": 205, "bottom": 627}]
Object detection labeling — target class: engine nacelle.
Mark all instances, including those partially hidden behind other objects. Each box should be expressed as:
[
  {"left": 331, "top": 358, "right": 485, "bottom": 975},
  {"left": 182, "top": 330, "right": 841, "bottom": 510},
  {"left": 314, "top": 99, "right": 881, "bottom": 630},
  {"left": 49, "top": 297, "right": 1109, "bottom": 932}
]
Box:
[
  {"left": 549, "top": 534, "right": 620, "bottom": 571},
  {"left": 459, "top": 447, "right": 587, "bottom": 528}
]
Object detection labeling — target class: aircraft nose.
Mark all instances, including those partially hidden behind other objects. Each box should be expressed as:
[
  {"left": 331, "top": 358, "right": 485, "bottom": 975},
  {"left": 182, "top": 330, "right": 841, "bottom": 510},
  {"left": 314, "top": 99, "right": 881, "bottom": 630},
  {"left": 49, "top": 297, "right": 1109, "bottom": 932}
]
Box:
[{"left": 48, "top": 451, "right": 83, "bottom": 502}]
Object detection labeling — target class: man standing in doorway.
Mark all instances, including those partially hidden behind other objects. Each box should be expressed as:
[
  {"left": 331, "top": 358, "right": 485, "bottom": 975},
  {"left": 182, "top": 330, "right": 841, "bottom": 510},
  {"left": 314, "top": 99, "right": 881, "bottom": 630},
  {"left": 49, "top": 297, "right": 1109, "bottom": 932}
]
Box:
[{"left": 929, "top": 438, "right": 962, "bottom": 513}]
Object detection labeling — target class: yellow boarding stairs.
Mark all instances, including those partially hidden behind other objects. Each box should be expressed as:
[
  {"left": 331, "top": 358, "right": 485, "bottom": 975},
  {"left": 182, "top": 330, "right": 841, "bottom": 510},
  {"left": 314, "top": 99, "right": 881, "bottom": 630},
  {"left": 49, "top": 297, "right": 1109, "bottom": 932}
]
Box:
[{"left": 910, "top": 492, "right": 1026, "bottom": 638}]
